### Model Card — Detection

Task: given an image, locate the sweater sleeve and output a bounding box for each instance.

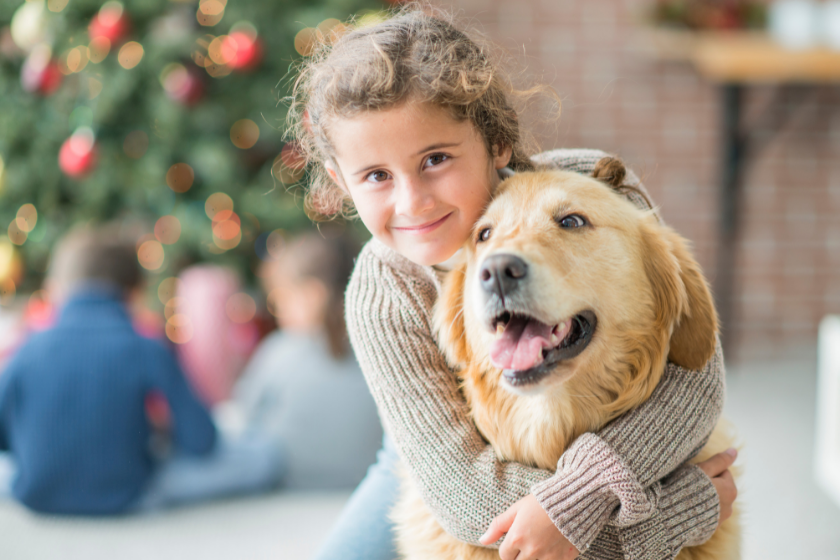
[585,464,720,559]
[528,148,726,553]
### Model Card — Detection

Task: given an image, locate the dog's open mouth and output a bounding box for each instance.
[489,310,597,386]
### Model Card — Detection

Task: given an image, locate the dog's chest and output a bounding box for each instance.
[469,390,579,471]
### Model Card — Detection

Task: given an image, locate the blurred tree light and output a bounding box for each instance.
[0,0,384,295]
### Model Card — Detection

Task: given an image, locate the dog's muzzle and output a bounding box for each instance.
[479,254,527,300]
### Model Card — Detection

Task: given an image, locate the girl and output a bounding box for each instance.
[289,6,737,560]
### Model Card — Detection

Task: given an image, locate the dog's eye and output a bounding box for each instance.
[477,227,492,243]
[557,215,587,229]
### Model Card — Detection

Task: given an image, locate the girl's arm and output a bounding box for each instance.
[347,235,723,553]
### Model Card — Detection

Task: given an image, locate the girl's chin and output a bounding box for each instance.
[395,241,460,267]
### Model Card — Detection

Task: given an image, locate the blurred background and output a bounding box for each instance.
[0,0,839,558]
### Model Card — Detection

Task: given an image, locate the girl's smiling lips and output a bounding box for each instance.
[391,212,453,235]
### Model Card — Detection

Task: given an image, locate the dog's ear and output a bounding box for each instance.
[433,263,470,369]
[592,156,626,188]
[641,222,718,371]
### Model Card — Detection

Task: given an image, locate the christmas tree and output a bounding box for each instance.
[0,0,386,308]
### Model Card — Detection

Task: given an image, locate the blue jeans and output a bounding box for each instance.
[313,434,400,560]
[132,432,285,511]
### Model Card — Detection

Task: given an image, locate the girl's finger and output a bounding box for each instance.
[480,507,517,545]
[697,448,737,477]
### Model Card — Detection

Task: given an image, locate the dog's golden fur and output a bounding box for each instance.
[394,163,740,560]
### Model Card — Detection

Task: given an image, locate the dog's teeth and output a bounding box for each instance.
[496,322,505,335]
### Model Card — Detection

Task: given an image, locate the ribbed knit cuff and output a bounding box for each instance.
[619,464,720,560]
[531,433,657,552]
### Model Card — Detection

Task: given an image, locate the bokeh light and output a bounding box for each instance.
[88,37,111,63]
[226,292,256,323]
[212,211,241,250]
[0,239,15,281]
[166,313,193,344]
[15,204,37,233]
[204,192,233,219]
[356,11,387,28]
[164,296,184,319]
[123,130,148,159]
[196,0,225,27]
[317,18,348,44]
[166,162,194,193]
[191,35,212,67]
[229,119,259,149]
[208,35,232,65]
[154,215,181,245]
[137,239,164,270]
[212,212,240,239]
[0,278,14,306]
[294,27,317,56]
[47,0,69,13]
[118,41,144,69]
[157,277,181,305]
[65,46,89,73]
[8,220,26,246]
[199,0,226,17]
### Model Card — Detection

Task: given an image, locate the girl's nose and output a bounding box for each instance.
[394,178,435,216]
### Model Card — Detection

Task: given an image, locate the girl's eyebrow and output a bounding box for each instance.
[351,142,463,176]
[414,142,461,156]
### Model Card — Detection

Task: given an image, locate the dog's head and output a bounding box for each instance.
[435,160,717,411]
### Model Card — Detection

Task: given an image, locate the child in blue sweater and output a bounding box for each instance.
[0,228,281,514]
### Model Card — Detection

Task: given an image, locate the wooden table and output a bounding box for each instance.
[642,30,840,351]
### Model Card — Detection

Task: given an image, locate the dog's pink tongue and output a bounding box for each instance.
[490,317,570,371]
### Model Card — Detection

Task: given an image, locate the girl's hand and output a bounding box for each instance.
[479,494,578,560]
[696,448,738,522]
[479,448,739,560]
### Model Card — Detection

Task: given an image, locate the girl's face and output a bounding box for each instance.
[326,102,512,266]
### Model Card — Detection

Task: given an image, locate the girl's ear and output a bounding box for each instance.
[324,160,348,193]
[492,143,513,170]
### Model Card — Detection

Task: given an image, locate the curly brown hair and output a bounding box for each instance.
[286,3,559,219]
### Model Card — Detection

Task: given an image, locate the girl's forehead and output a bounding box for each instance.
[329,102,481,161]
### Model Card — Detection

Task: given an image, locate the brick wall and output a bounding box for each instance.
[444,0,840,362]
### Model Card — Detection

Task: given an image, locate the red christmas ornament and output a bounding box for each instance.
[88,1,131,45]
[162,63,205,106]
[221,32,263,72]
[21,46,62,95]
[59,128,98,179]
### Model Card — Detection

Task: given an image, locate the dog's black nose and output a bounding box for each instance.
[479,254,527,298]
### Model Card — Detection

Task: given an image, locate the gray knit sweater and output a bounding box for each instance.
[345,149,724,559]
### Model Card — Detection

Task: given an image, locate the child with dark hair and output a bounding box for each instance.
[0,227,282,514]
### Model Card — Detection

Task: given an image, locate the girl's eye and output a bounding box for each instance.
[366,171,390,183]
[557,214,587,229]
[477,227,492,243]
[424,153,448,167]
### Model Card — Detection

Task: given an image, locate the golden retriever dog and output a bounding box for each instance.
[393,158,739,560]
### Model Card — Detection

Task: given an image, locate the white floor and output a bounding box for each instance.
[725,353,840,560]
[0,352,838,559]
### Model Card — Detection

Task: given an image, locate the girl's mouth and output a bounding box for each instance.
[392,212,452,235]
